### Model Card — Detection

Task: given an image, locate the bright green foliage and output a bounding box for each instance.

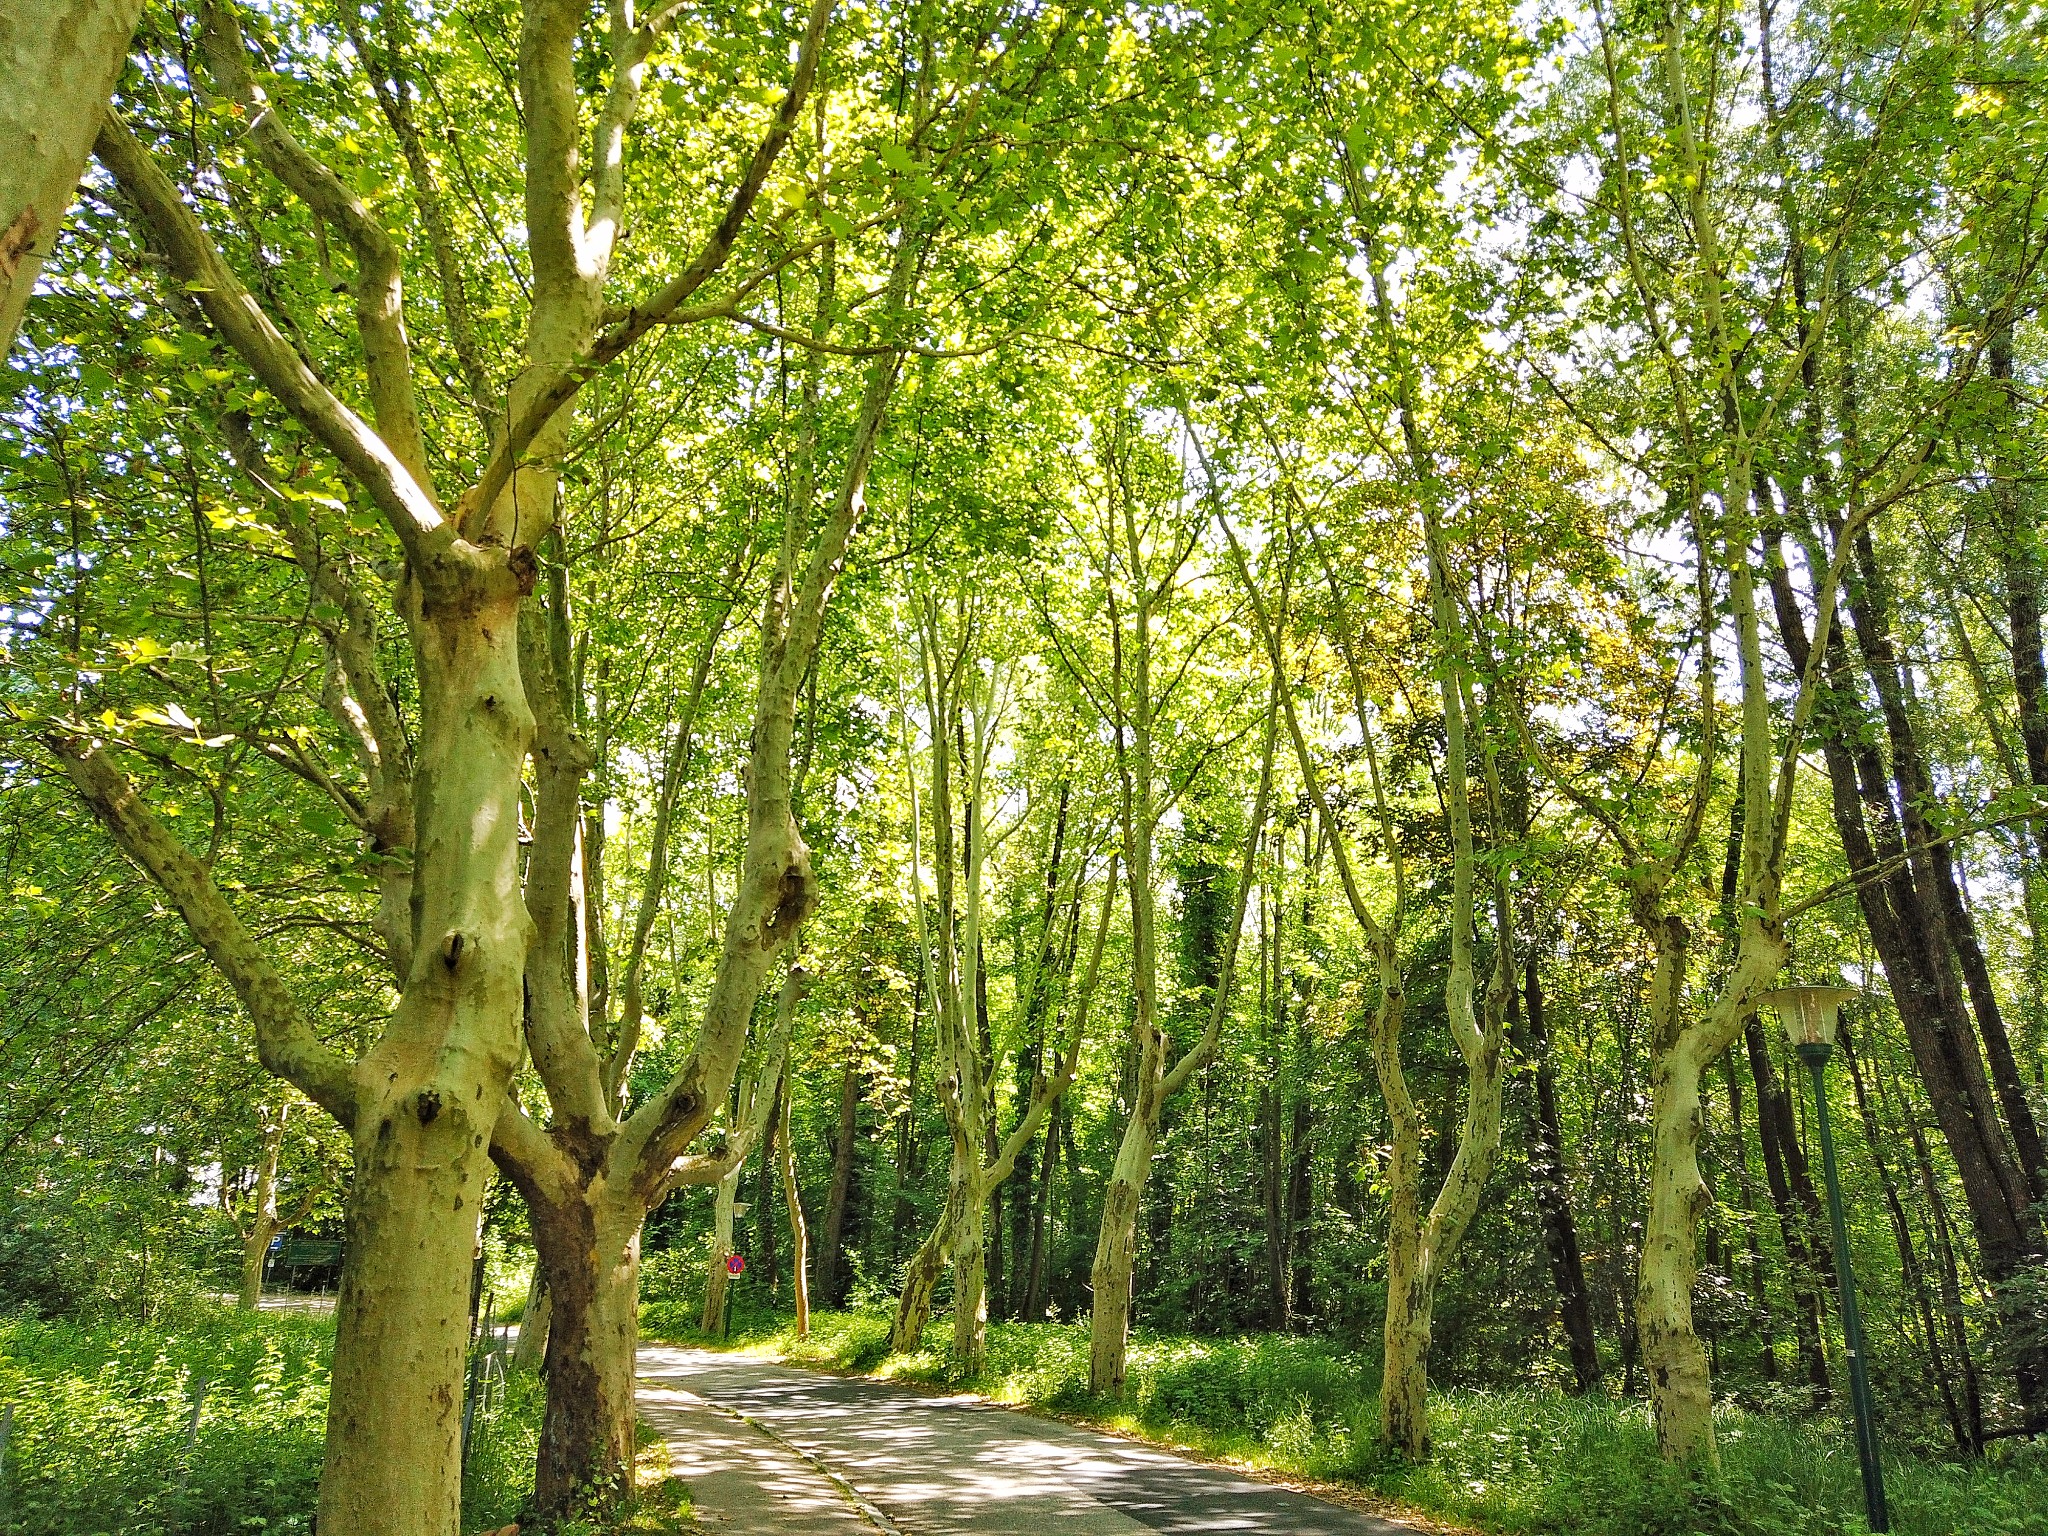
[1,0,2046,1517]
[0,1310,538,1534]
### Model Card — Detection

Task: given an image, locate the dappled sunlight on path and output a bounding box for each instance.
[638,1383,874,1532]
[638,1345,1413,1534]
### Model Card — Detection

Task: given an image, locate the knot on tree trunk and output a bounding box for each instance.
[761,855,817,947]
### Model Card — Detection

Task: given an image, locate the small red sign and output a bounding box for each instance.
[726,1254,745,1277]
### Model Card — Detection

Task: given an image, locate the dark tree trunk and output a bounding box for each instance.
[1841,1019,1974,1453]
[1261,1078,1285,1328]
[519,1186,638,1521]
[819,1054,862,1308]
[1935,843,2048,1207]
[1022,1096,1060,1321]
[1762,514,2044,1419]
[754,1081,781,1295]
[1511,956,1602,1391]
[1722,1056,1779,1382]
[1993,314,2048,856]
[1744,1014,1833,1394]
[1892,1059,1988,1452]
[1007,1045,1038,1318]
[1846,524,2048,1209]
[1286,1077,1313,1328]
[1057,1092,1083,1318]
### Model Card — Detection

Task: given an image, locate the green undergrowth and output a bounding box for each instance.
[0,1306,539,1534]
[643,1305,2048,1536]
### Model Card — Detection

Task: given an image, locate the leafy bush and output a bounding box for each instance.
[0,1308,540,1535]
[0,1310,329,1534]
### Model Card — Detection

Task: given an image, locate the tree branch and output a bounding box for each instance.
[48,738,358,1126]
[93,112,451,571]
[467,0,836,522]
[197,0,428,485]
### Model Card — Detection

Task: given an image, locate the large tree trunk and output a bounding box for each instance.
[531,1196,641,1515]
[0,0,143,353]
[1637,1022,1716,1465]
[1088,1105,1158,1397]
[67,9,846,1527]
[950,1173,988,1373]
[317,564,534,1536]
[321,1045,515,1534]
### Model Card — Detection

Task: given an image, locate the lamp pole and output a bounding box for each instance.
[1796,1036,1890,1534]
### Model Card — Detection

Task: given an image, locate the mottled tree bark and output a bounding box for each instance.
[0,0,142,353]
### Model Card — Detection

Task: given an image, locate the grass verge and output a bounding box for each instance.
[0,1304,672,1535]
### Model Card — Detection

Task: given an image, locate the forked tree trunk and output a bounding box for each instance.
[1079,516,1274,1395]
[53,567,536,1536]
[1088,1108,1158,1395]
[66,7,840,1526]
[1634,908,1787,1464]
[234,1108,287,1311]
[890,1204,953,1354]
[702,1165,742,1335]
[316,565,535,1536]
[891,603,1095,1372]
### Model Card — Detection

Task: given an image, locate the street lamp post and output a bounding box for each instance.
[1760,984,1890,1534]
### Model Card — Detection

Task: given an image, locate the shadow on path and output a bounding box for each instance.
[638,1344,1414,1535]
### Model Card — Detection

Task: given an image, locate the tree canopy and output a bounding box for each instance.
[2,0,2045,1528]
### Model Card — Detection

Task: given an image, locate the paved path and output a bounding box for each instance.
[638,1345,1414,1535]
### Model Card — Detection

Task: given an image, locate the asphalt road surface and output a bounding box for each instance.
[638,1344,1416,1535]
